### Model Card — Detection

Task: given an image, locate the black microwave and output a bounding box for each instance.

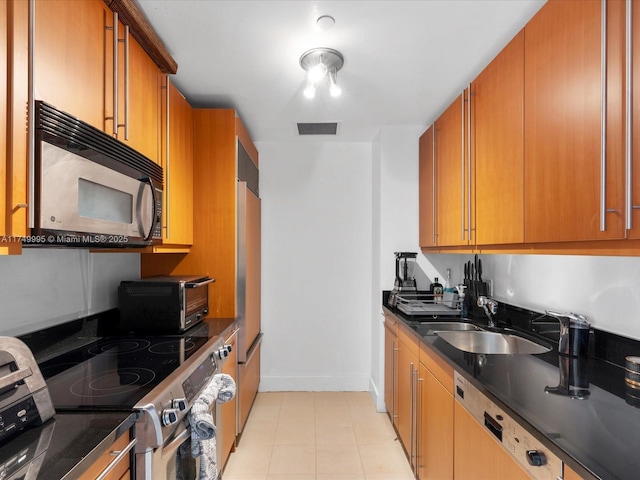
[118,276,215,333]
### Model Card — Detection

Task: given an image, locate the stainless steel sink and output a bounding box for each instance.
[414,322,483,337]
[436,330,551,355]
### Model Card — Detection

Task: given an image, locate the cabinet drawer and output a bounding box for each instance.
[79,430,131,480]
[419,341,454,395]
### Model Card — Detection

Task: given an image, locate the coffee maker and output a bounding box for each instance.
[387,252,418,307]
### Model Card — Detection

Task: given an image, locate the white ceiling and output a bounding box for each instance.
[135,0,546,143]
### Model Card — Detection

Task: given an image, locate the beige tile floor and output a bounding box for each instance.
[222,391,415,480]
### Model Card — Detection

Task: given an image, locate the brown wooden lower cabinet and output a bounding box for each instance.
[563,465,585,480]
[220,328,238,470]
[418,362,453,480]
[238,336,261,434]
[79,430,131,480]
[453,402,529,480]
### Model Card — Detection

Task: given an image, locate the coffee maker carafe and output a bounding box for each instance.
[387,252,417,307]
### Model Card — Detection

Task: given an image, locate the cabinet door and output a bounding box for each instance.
[79,430,131,480]
[34,0,108,130]
[435,92,472,246]
[524,0,625,242]
[161,80,193,246]
[418,363,453,480]
[384,320,398,423]
[396,325,419,460]
[419,126,437,248]
[629,1,640,238]
[3,0,28,252]
[1,0,7,239]
[454,402,529,480]
[473,31,525,245]
[220,330,238,470]
[123,36,162,163]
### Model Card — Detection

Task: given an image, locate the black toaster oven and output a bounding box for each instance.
[118,275,215,333]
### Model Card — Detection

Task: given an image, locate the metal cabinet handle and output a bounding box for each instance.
[95,437,137,480]
[110,13,129,139]
[123,24,129,140]
[467,85,472,242]
[460,93,465,241]
[165,75,171,238]
[600,0,618,230]
[432,124,437,245]
[625,0,640,229]
[112,12,119,136]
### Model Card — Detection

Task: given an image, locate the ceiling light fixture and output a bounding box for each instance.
[299,47,344,99]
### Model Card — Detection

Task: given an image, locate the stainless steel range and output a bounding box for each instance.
[39,321,232,479]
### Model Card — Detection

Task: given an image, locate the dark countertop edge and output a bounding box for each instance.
[61,413,137,480]
[383,306,598,480]
[202,317,238,340]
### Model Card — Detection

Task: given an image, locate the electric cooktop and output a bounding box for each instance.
[37,322,212,411]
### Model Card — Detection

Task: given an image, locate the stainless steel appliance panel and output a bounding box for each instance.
[236,181,261,363]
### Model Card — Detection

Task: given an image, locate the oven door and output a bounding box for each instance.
[37,141,161,245]
[136,403,222,480]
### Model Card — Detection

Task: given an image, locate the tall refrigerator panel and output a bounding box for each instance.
[236,178,262,434]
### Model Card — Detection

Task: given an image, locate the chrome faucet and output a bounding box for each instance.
[477,296,499,327]
[545,311,590,356]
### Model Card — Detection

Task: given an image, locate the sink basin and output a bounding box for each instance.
[436,330,551,355]
[414,322,482,337]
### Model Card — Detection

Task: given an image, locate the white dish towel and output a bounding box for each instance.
[189,373,236,480]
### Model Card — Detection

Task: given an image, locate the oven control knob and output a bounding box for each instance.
[526,450,546,467]
[172,398,188,412]
[216,345,232,359]
[162,408,179,426]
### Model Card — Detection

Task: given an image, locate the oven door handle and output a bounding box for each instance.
[95,437,137,480]
[161,425,192,460]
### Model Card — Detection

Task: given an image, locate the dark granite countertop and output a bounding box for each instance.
[0,411,135,479]
[384,303,640,480]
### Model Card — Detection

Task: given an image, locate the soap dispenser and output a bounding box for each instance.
[455,284,467,317]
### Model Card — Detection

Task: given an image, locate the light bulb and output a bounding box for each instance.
[303,84,316,99]
[329,71,342,97]
[307,63,327,83]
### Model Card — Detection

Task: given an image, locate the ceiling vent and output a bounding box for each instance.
[297,122,339,135]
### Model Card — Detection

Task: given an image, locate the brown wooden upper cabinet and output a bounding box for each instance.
[418,126,436,248]
[434,89,473,247]
[629,0,640,239]
[473,30,525,246]
[523,0,626,243]
[419,0,640,252]
[2,0,29,255]
[34,0,162,164]
[152,78,194,251]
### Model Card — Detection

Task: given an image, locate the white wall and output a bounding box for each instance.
[257,141,373,391]
[0,249,140,336]
[478,254,640,340]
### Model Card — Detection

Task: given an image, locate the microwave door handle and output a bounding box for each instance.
[142,177,159,241]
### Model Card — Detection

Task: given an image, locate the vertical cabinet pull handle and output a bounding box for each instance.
[600,0,609,231]
[461,94,465,241]
[110,13,129,139]
[123,25,129,140]
[165,76,171,239]
[28,0,35,228]
[467,85,472,242]
[432,125,437,245]
[627,0,635,229]
[112,12,119,136]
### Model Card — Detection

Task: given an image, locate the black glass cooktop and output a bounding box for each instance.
[37,322,211,411]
